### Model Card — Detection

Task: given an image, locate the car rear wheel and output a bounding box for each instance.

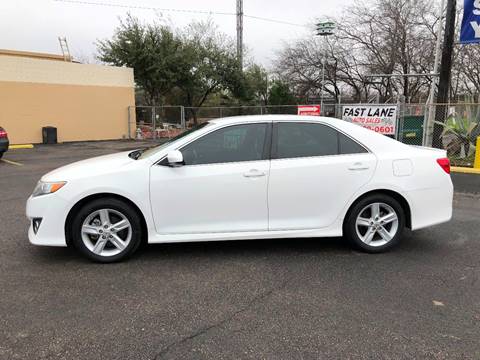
[344,194,405,253]
[71,197,143,262]
[0,152,3,159]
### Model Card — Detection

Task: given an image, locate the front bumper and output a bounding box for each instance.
[26,193,69,247]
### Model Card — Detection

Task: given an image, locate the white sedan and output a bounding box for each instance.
[26,115,453,262]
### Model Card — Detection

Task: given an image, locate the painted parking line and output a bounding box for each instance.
[0,158,23,166]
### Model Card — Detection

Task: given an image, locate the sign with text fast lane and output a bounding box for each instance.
[342,105,397,135]
[298,105,320,116]
[460,0,480,44]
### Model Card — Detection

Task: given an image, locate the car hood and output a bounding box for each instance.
[41,151,136,182]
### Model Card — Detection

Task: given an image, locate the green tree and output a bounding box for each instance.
[268,80,297,105]
[243,64,269,105]
[97,15,183,106]
[176,21,244,124]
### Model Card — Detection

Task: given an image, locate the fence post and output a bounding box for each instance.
[180,106,186,129]
[474,136,480,169]
[152,106,156,140]
[395,101,402,141]
[127,106,131,140]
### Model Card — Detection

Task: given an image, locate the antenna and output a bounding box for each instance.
[58,37,72,62]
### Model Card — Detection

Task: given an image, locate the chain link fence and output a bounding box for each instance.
[427,103,480,167]
[128,103,479,167]
[339,102,479,167]
[128,106,184,140]
[184,105,300,126]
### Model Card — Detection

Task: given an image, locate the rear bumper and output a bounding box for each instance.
[0,139,9,153]
[407,180,453,230]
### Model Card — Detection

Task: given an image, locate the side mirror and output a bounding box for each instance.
[167,150,184,167]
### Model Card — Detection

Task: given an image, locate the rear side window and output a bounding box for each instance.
[339,132,368,154]
[274,122,367,159]
[275,123,338,159]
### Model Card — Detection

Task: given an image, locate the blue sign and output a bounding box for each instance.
[460,0,480,44]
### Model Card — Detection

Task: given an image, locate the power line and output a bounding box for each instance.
[244,14,308,28]
[53,0,236,16]
[53,0,309,28]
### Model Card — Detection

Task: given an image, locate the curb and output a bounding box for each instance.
[451,166,480,175]
[9,144,34,150]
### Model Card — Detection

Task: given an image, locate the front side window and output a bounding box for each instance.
[274,122,367,159]
[181,123,268,165]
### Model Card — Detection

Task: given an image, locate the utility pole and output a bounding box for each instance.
[236,0,243,69]
[432,0,457,148]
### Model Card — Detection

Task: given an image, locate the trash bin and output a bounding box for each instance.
[42,126,57,144]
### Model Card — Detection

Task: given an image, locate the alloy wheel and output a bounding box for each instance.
[355,202,399,247]
[81,208,132,257]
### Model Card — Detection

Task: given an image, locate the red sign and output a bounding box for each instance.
[298,105,321,116]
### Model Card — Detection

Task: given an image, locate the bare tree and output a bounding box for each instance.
[275,0,440,104]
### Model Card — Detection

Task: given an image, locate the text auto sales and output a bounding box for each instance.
[342,105,397,135]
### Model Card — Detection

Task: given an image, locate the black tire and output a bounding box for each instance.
[343,194,405,253]
[0,152,3,159]
[71,197,143,263]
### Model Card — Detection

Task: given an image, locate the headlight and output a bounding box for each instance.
[32,181,66,197]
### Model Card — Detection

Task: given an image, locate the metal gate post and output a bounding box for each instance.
[395,101,402,141]
[152,106,156,140]
[180,106,186,129]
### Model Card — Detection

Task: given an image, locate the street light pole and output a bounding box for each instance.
[316,21,335,116]
[320,56,326,116]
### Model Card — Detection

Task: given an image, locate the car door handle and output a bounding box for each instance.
[348,163,370,171]
[243,169,266,178]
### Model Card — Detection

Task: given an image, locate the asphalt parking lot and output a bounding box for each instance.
[1,141,479,360]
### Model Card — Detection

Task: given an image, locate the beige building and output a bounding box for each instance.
[0,49,135,144]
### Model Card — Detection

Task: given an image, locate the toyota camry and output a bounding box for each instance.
[26,115,453,262]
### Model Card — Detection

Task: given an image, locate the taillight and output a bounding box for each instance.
[0,129,7,138]
[436,158,450,174]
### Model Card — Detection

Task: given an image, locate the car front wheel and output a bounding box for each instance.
[344,194,405,253]
[71,197,143,262]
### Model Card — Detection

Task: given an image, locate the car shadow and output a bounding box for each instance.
[140,236,353,259]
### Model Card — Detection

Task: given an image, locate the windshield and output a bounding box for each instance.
[131,122,210,160]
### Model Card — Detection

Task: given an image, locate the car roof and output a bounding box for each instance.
[209,115,331,124]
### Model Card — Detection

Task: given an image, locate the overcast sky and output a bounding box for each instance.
[0,0,352,67]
